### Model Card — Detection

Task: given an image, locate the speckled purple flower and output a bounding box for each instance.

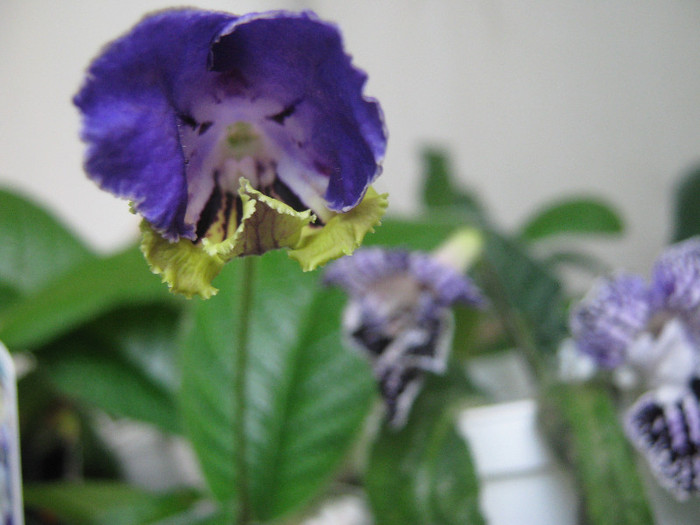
[571,238,700,378]
[625,379,700,499]
[570,273,651,369]
[324,231,484,427]
[570,238,700,498]
[75,8,387,297]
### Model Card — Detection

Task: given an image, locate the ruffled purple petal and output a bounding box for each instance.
[625,380,700,499]
[326,247,476,427]
[210,11,386,211]
[323,248,410,296]
[408,252,484,307]
[74,9,235,240]
[324,247,482,307]
[651,238,700,336]
[76,9,386,241]
[570,273,651,368]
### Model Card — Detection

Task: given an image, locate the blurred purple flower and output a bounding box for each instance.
[570,238,700,498]
[626,380,700,499]
[325,243,483,427]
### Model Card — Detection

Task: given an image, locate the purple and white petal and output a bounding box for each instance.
[342,293,452,366]
[342,297,443,427]
[324,247,482,307]
[210,11,386,213]
[570,273,651,368]
[408,252,484,307]
[625,380,700,499]
[621,318,699,390]
[651,238,700,337]
[323,248,410,297]
[326,246,483,427]
[74,9,235,240]
[75,9,386,241]
[377,365,424,428]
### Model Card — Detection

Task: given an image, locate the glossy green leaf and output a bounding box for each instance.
[180,251,375,521]
[0,245,176,350]
[366,368,485,525]
[41,335,180,434]
[672,164,700,242]
[23,482,201,525]
[519,197,623,241]
[540,383,654,525]
[83,304,182,394]
[0,188,94,294]
[480,231,568,357]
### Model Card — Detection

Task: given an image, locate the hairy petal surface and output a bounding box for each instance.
[651,237,700,338]
[570,274,651,368]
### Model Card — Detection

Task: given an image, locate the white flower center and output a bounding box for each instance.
[178,97,331,237]
[616,318,698,391]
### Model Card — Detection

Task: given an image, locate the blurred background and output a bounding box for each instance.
[1,0,699,275]
[2,3,700,524]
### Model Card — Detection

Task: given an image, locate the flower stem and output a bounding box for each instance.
[235,255,256,524]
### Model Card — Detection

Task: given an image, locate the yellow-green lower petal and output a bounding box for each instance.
[140,221,223,299]
[288,187,389,271]
[139,178,316,299]
[139,180,386,298]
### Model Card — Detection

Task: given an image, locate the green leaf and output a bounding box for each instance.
[0,282,20,316]
[85,304,182,395]
[519,197,623,241]
[180,251,375,521]
[540,383,655,525]
[366,368,485,525]
[480,231,568,358]
[672,164,700,242]
[543,249,611,275]
[19,304,182,434]
[0,245,176,350]
[420,149,486,223]
[40,333,180,434]
[366,216,464,251]
[23,482,201,525]
[0,188,94,294]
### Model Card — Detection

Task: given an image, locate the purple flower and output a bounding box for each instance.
[570,238,700,373]
[570,238,700,498]
[75,9,387,297]
[626,379,700,499]
[651,239,700,338]
[325,232,483,427]
[570,273,651,368]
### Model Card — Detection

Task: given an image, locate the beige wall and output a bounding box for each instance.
[1,1,699,274]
